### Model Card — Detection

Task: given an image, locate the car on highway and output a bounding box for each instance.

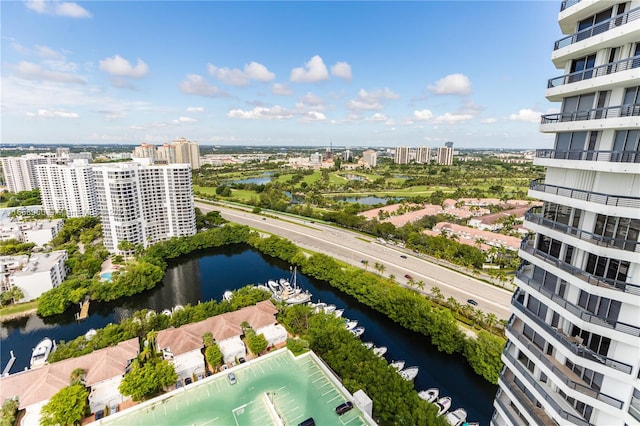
[467,299,478,306]
[404,274,412,280]
[400,255,407,259]
[335,401,354,415]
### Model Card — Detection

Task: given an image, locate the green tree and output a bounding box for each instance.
[205,344,223,370]
[430,286,444,302]
[70,368,85,386]
[247,333,268,355]
[1,398,19,426]
[40,384,89,426]
[463,331,505,384]
[119,359,178,402]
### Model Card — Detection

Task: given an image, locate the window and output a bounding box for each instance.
[570,54,596,82]
[554,131,588,153]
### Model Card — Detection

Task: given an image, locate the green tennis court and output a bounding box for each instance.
[101,349,373,426]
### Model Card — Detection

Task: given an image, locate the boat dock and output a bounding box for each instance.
[2,351,15,377]
[76,300,90,320]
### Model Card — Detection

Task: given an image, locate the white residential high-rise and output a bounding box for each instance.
[436,145,454,165]
[492,2,640,426]
[172,137,201,170]
[93,159,196,253]
[1,154,51,193]
[394,146,410,164]
[361,150,377,168]
[36,160,99,217]
[416,147,432,164]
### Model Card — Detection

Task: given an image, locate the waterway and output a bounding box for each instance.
[0,244,496,423]
[331,195,402,205]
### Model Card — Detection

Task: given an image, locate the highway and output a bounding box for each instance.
[196,201,514,321]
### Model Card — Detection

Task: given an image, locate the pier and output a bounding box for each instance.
[76,300,90,320]
[2,351,16,377]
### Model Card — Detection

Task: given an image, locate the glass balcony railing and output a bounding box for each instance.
[554,8,640,50]
[535,149,640,164]
[529,179,640,209]
[548,55,640,89]
[560,0,582,11]
[540,103,640,124]
[524,207,640,253]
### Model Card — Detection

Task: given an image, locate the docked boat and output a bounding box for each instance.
[445,408,467,426]
[389,360,405,371]
[373,346,387,358]
[84,329,97,340]
[345,319,358,330]
[323,304,336,314]
[333,308,344,318]
[418,388,439,403]
[362,342,374,350]
[350,327,365,337]
[161,309,172,317]
[436,396,452,416]
[399,366,419,381]
[30,338,55,368]
[223,290,233,302]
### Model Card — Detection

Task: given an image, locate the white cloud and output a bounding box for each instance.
[301,111,326,122]
[414,109,433,121]
[271,83,293,96]
[433,113,473,124]
[25,1,92,18]
[290,55,329,83]
[228,105,294,120]
[171,116,198,124]
[481,118,497,124]
[299,92,323,106]
[508,108,541,123]
[369,113,387,122]
[35,45,63,59]
[347,88,399,111]
[99,55,149,78]
[14,61,85,84]
[186,106,204,112]
[208,61,275,86]
[179,74,227,97]
[331,61,352,81]
[27,108,79,118]
[428,73,472,96]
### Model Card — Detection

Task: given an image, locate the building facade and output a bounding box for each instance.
[172,137,201,170]
[361,150,377,168]
[4,250,68,301]
[492,2,640,426]
[394,146,410,164]
[436,145,454,165]
[0,154,51,193]
[36,160,99,217]
[416,147,432,164]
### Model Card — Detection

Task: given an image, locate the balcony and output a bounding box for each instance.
[540,103,640,124]
[511,295,633,374]
[529,179,640,209]
[554,7,640,50]
[503,350,592,426]
[535,149,640,164]
[525,207,640,253]
[560,0,581,12]
[519,235,640,296]
[548,55,640,89]
[496,375,553,426]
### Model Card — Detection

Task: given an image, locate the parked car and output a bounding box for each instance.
[95,410,105,420]
[239,357,246,363]
[467,299,478,306]
[109,405,118,415]
[335,401,354,415]
[184,377,193,385]
[228,372,237,385]
[298,418,315,426]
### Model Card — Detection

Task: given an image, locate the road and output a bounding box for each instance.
[196,201,513,320]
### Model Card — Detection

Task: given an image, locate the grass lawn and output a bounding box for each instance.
[193,185,217,195]
[0,300,38,318]
[229,189,259,202]
[302,172,322,185]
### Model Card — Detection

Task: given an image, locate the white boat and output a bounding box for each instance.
[399,366,419,381]
[223,290,233,302]
[333,308,344,318]
[254,284,271,293]
[161,309,172,317]
[389,360,405,371]
[311,302,327,312]
[173,304,184,312]
[418,388,439,403]
[285,290,312,305]
[373,346,387,357]
[267,279,281,294]
[445,408,467,426]
[351,327,365,337]
[436,396,452,416]
[323,304,336,314]
[84,329,97,340]
[30,338,55,368]
[363,342,374,350]
[345,319,358,330]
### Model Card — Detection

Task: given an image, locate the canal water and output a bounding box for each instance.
[0,244,496,423]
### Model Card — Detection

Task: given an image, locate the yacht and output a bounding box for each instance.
[444,408,467,426]
[323,304,336,314]
[223,290,233,302]
[350,327,365,337]
[373,346,387,358]
[418,388,439,403]
[344,319,358,330]
[84,329,97,340]
[30,337,55,369]
[435,396,452,416]
[161,309,172,317]
[389,360,405,371]
[399,366,419,381]
[333,308,344,318]
[362,342,374,350]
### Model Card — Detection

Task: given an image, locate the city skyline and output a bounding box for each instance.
[3,1,561,148]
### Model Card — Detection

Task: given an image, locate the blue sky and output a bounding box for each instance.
[2,1,563,148]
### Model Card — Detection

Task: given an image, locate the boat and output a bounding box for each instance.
[254,284,271,293]
[161,309,172,317]
[373,346,387,357]
[445,408,467,426]
[333,308,344,318]
[350,326,365,337]
[84,329,97,340]
[323,304,336,314]
[267,279,281,294]
[223,290,233,302]
[399,366,419,381]
[418,388,439,403]
[363,342,374,350]
[389,360,405,371]
[173,304,184,312]
[311,302,327,312]
[344,319,358,330]
[284,289,312,305]
[30,338,55,368]
[436,396,452,416]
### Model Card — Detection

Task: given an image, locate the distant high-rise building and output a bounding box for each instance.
[437,144,454,165]
[36,160,99,217]
[492,2,640,426]
[172,137,201,170]
[156,143,177,164]
[416,147,432,164]
[1,154,54,193]
[361,150,377,168]
[342,149,353,162]
[394,146,410,164]
[132,143,157,162]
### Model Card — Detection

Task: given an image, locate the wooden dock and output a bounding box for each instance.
[76,300,90,320]
[1,351,15,377]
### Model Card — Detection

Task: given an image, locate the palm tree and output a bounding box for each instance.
[362,260,369,271]
[415,280,425,291]
[486,313,498,333]
[70,368,85,386]
[446,297,461,314]
[388,273,396,282]
[430,286,444,302]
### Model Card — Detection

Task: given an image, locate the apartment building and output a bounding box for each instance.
[93,159,196,253]
[2,250,68,301]
[492,2,640,426]
[361,149,377,168]
[416,146,432,164]
[437,145,454,166]
[0,154,51,193]
[131,138,201,170]
[394,146,411,164]
[36,160,99,217]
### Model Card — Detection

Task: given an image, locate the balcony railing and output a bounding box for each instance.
[519,235,640,296]
[507,326,625,409]
[548,55,640,89]
[535,149,640,164]
[540,103,640,124]
[511,296,633,374]
[525,207,640,253]
[529,179,640,209]
[496,376,551,426]
[554,8,640,50]
[503,350,592,426]
[560,0,582,11]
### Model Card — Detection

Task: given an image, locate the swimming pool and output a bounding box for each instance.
[100,272,112,282]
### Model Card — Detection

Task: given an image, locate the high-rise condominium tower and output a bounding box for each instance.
[492,1,639,426]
